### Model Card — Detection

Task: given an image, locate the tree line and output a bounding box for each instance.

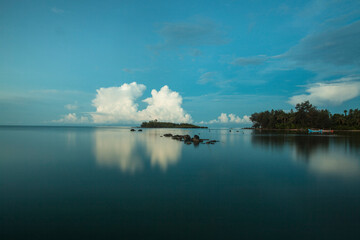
[140,120,207,128]
[250,101,360,130]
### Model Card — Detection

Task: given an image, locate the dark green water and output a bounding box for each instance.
[1,127,360,239]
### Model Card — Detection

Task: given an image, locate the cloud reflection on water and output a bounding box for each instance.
[308,150,360,178]
[251,133,360,179]
[94,130,144,173]
[93,129,182,173]
[144,133,182,171]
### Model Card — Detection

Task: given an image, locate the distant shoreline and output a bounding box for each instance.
[140,126,208,129]
[247,128,360,132]
[140,121,207,129]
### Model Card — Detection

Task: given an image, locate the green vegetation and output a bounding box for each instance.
[141,120,207,128]
[250,101,360,130]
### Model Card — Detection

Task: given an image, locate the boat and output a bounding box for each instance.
[308,129,322,133]
[308,129,334,134]
[322,129,334,133]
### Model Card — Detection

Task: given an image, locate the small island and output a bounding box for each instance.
[140,120,207,128]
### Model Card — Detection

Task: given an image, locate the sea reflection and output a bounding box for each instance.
[307,150,360,178]
[93,129,182,173]
[251,133,360,179]
[66,131,77,148]
[94,129,144,173]
[144,132,182,171]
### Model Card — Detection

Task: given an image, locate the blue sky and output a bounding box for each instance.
[0,0,359,125]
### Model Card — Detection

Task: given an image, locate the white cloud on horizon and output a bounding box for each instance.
[91,82,192,124]
[52,82,191,124]
[53,113,89,124]
[91,82,146,123]
[289,78,360,106]
[207,113,251,124]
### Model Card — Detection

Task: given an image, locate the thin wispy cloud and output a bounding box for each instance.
[65,103,78,110]
[152,18,228,50]
[197,71,237,89]
[232,55,270,66]
[122,68,149,73]
[198,72,220,84]
[51,7,64,14]
[231,54,284,67]
[0,89,91,101]
[230,13,360,107]
[286,20,360,68]
[280,18,360,83]
[189,48,202,56]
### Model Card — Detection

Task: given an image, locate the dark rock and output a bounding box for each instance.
[192,137,200,143]
[138,129,142,132]
[162,133,217,146]
[130,129,135,132]
[172,135,183,141]
[184,135,191,141]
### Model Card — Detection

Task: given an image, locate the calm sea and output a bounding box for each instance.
[1,126,360,239]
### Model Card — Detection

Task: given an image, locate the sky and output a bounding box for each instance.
[0,0,359,126]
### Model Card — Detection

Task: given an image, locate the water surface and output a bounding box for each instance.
[1,127,360,239]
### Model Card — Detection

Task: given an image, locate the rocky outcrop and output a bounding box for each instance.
[161,133,217,145]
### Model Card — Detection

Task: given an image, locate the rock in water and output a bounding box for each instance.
[183,135,191,141]
[172,135,182,141]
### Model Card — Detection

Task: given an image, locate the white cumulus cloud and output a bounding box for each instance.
[138,86,191,123]
[91,82,191,124]
[289,78,360,106]
[53,113,89,124]
[91,82,146,123]
[209,113,251,124]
